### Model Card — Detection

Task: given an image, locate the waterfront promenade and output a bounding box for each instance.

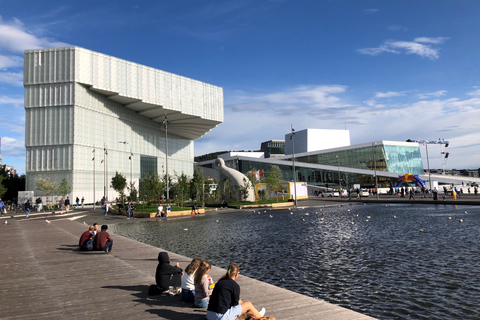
[0,209,375,320]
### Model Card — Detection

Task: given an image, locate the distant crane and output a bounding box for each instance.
[406,139,450,192]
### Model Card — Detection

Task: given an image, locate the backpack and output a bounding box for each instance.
[81,239,94,251]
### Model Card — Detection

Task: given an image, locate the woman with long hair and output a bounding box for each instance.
[181,257,202,302]
[194,260,215,308]
[206,263,266,320]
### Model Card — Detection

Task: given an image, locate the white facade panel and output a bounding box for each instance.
[285,129,351,155]
[25,46,222,203]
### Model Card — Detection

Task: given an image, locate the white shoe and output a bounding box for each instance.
[259,307,266,317]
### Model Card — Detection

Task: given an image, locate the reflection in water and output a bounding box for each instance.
[111,204,480,320]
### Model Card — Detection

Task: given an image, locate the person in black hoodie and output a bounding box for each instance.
[155,252,182,291]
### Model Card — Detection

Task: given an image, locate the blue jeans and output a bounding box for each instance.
[102,240,113,253]
[194,298,209,308]
[25,208,30,216]
[181,289,195,302]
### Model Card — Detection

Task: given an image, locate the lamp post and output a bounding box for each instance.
[103,144,108,202]
[372,142,379,200]
[290,125,297,207]
[424,143,432,194]
[336,155,341,190]
[163,115,170,201]
[92,149,96,209]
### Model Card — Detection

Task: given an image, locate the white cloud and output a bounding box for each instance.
[417,90,447,99]
[0,72,23,86]
[0,136,25,156]
[0,54,23,69]
[0,17,69,53]
[374,91,407,98]
[467,89,480,96]
[0,95,23,104]
[358,37,449,60]
[414,37,449,44]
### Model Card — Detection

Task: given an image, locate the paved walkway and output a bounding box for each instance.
[1,211,375,320]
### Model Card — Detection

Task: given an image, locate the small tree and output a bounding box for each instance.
[240,177,250,201]
[264,165,283,202]
[56,178,71,198]
[36,177,56,202]
[175,172,189,207]
[127,181,137,202]
[111,172,127,204]
[0,175,7,197]
[190,168,204,202]
[142,173,164,204]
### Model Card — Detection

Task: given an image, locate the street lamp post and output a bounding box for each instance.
[163,115,170,201]
[92,149,96,209]
[290,125,297,207]
[373,143,379,200]
[336,156,341,190]
[103,145,108,202]
[425,143,432,194]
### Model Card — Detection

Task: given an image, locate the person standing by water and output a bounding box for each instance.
[206,263,266,320]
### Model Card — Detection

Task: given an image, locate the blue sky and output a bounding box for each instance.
[1,0,480,175]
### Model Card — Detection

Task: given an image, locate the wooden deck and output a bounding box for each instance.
[0,216,376,320]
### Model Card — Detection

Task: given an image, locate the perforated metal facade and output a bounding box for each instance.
[24,46,223,202]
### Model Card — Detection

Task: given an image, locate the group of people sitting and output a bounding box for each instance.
[78,223,113,253]
[155,203,171,217]
[155,252,267,320]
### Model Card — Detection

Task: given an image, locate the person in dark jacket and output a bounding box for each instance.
[155,252,182,291]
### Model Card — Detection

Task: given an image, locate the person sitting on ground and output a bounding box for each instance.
[194,260,215,308]
[181,257,202,302]
[92,223,99,236]
[206,263,266,320]
[94,225,113,253]
[194,203,200,214]
[155,252,182,292]
[79,226,95,250]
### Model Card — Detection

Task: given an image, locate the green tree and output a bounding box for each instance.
[190,168,204,202]
[175,172,190,207]
[56,178,72,197]
[1,173,25,201]
[0,175,7,197]
[240,177,251,201]
[127,181,137,202]
[264,165,283,202]
[141,173,164,204]
[247,169,260,202]
[111,171,127,204]
[36,176,56,202]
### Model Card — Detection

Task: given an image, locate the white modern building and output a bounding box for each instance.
[285,128,350,155]
[24,46,223,203]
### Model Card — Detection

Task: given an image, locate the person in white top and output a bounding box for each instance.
[181,257,202,302]
[157,204,164,217]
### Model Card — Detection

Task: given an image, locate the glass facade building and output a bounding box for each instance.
[206,141,425,189]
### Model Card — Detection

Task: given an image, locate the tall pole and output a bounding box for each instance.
[92,149,96,209]
[129,150,133,187]
[373,143,379,200]
[163,115,170,201]
[103,145,107,202]
[425,143,432,194]
[336,156,341,190]
[291,125,297,207]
